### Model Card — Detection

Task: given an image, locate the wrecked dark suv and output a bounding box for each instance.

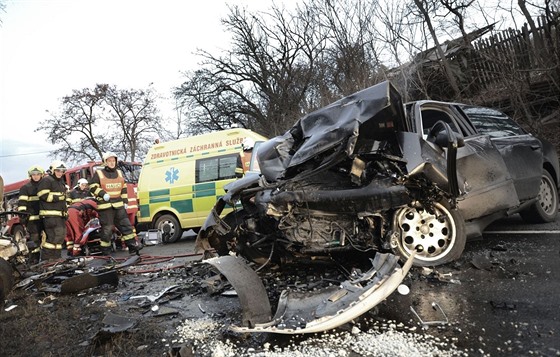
[196,81,559,269]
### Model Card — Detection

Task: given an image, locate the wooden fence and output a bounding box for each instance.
[471,15,560,96]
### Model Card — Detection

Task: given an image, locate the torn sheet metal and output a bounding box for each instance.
[204,255,272,326]
[101,312,138,333]
[220,252,413,334]
[60,270,119,294]
[129,285,179,303]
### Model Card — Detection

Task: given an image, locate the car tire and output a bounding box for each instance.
[0,258,14,306]
[155,214,182,243]
[392,200,466,267]
[519,170,558,223]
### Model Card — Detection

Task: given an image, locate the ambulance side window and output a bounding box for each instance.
[196,154,239,183]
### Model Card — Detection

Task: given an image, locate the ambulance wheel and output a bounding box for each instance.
[0,259,14,306]
[155,214,182,243]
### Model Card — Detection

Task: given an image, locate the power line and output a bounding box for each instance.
[0,151,52,158]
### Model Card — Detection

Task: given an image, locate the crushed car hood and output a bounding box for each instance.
[257,81,409,181]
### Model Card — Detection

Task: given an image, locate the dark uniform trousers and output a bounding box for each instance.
[99,207,134,245]
[42,216,67,260]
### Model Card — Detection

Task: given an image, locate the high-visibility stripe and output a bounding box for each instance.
[28,196,39,201]
[122,233,136,241]
[42,242,63,249]
[97,201,125,210]
[38,190,65,203]
[39,210,67,217]
[28,215,40,221]
[37,189,50,197]
[19,195,30,200]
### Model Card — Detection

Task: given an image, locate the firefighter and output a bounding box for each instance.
[17,165,46,264]
[89,152,143,255]
[65,198,98,256]
[37,161,68,261]
[68,178,89,203]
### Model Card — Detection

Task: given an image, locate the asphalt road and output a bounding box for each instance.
[382,213,560,356]
[138,213,560,356]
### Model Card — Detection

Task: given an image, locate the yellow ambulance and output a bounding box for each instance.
[137,128,267,242]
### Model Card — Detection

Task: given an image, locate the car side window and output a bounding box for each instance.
[461,105,527,138]
[420,109,461,136]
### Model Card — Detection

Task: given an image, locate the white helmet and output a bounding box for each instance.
[50,160,67,172]
[102,151,118,163]
[78,178,88,185]
[242,137,255,151]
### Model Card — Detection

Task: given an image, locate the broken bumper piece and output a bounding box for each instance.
[205,252,414,334]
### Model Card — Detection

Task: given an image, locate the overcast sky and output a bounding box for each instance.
[0,0,285,184]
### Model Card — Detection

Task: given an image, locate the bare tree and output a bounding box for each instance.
[439,0,476,44]
[174,4,327,137]
[103,85,162,161]
[412,0,461,96]
[37,84,163,165]
[306,0,384,99]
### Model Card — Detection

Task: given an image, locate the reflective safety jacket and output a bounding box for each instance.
[89,167,128,210]
[69,187,89,203]
[18,179,42,221]
[37,175,68,218]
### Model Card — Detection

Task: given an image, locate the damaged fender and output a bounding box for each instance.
[206,252,414,334]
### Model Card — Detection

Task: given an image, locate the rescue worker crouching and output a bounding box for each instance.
[89,151,143,255]
[37,161,68,261]
[65,198,98,256]
[18,165,46,264]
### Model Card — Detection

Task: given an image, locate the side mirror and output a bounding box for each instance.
[432,130,465,148]
[427,121,465,149]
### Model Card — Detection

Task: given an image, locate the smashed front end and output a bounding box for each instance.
[195,81,457,333]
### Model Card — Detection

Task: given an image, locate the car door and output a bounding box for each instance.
[458,105,543,202]
[407,101,520,221]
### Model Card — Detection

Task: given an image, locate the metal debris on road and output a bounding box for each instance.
[410,302,449,327]
[129,284,180,303]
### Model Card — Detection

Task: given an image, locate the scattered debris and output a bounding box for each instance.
[91,312,139,347]
[471,254,493,270]
[60,270,119,294]
[410,302,449,327]
[3,304,17,312]
[129,284,180,303]
[397,284,410,295]
[152,306,180,317]
[215,252,415,334]
[101,311,138,333]
[492,244,508,252]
